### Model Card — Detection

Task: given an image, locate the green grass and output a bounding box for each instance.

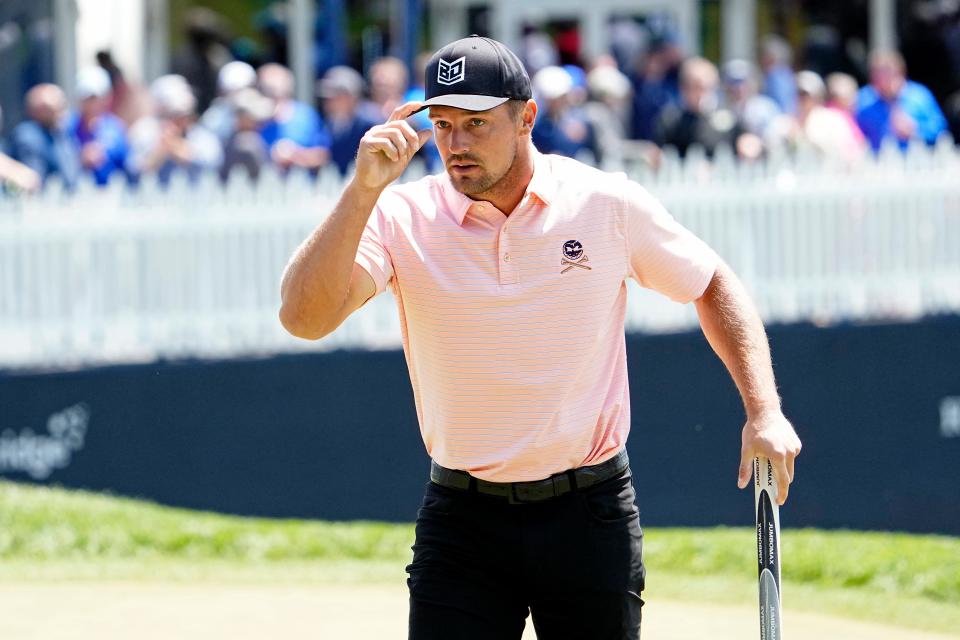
[2,481,959,635]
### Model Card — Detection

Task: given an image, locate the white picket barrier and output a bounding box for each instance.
[1,142,958,369]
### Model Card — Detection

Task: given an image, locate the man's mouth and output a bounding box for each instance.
[449,162,479,174]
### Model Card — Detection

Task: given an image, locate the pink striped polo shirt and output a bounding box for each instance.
[354,151,718,482]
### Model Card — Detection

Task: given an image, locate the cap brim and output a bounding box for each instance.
[418,94,510,113]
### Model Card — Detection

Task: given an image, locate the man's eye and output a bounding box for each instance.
[434,121,449,129]
[471,119,485,126]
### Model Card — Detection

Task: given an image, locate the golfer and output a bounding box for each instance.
[280,35,802,639]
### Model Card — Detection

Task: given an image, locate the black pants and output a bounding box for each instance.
[406,467,645,639]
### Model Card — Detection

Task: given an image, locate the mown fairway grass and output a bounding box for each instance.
[2,481,959,635]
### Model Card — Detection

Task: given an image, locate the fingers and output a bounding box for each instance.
[364,121,424,162]
[364,136,401,161]
[387,101,425,122]
[772,457,791,506]
[737,447,753,489]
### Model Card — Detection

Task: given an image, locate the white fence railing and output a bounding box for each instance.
[1,142,959,369]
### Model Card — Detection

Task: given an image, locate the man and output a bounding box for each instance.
[760,35,797,115]
[359,56,410,123]
[317,65,379,176]
[69,66,129,186]
[0,106,41,193]
[8,84,81,190]
[530,65,596,161]
[257,63,331,173]
[794,71,865,163]
[655,57,747,159]
[201,60,259,145]
[721,59,782,140]
[126,75,222,185]
[279,36,801,639]
[856,49,947,152]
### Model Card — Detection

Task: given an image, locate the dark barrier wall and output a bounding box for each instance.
[2,317,959,534]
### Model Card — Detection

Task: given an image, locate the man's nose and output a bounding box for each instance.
[449,127,470,154]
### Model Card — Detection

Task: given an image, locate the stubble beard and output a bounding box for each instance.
[448,138,519,199]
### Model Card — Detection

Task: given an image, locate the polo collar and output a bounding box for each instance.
[440,149,555,226]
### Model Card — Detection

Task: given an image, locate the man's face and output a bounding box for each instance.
[323,92,357,120]
[871,62,905,101]
[681,76,713,114]
[80,95,107,121]
[428,102,525,197]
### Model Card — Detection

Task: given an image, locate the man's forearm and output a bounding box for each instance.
[694,262,780,418]
[279,179,382,335]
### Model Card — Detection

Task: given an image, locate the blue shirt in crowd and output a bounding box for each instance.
[763,64,797,115]
[328,114,379,176]
[68,111,129,186]
[532,108,595,160]
[856,81,947,151]
[8,119,81,190]
[260,100,331,150]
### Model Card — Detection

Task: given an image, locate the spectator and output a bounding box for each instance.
[127,75,223,185]
[629,34,683,141]
[760,35,797,114]
[257,63,330,173]
[655,57,745,159]
[220,88,273,182]
[317,66,378,176]
[69,66,129,186]
[825,72,867,147]
[171,7,234,113]
[360,57,409,123]
[583,64,633,167]
[856,49,948,152]
[531,66,596,160]
[793,71,865,163]
[202,61,259,144]
[0,106,41,193]
[721,59,782,140]
[8,84,81,190]
[826,72,860,114]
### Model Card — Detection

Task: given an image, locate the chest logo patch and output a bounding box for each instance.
[561,239,591,273]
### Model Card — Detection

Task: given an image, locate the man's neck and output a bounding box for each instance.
[472,145,535,215]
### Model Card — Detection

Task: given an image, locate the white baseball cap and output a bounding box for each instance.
[218,61,257,94]
[76,66,112,100]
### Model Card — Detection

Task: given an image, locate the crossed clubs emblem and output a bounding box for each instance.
[561,239,591,274]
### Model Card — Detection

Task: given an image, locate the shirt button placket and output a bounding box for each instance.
[499,229,519,285]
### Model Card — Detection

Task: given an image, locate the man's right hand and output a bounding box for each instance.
[355,101,433,191]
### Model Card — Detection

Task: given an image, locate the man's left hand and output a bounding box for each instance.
[737,410,802,505]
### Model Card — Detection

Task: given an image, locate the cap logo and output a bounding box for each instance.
[437,57,466,86]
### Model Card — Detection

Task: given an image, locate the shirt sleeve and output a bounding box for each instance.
[623,178,719,303]
[911,84,947,145]
[354,203,395,298]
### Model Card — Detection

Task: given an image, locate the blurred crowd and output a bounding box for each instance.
[2,22,959,193]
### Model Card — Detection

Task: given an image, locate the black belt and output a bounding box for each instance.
[429,449,629,504]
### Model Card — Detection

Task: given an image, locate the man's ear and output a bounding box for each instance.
[520,99,537,134]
